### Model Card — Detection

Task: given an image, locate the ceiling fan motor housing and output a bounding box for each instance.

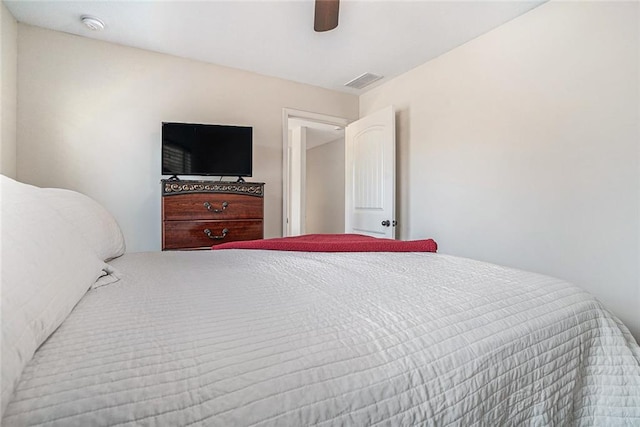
[314,0,340,32]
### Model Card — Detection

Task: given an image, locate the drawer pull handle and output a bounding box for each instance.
[204,228,229,240]
[203,201,228,213]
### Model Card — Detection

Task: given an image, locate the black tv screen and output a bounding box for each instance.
[162,122,252,177]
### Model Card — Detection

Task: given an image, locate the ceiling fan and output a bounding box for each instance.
[314,0,340,32]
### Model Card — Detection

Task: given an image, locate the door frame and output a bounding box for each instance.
[282,108,350,236]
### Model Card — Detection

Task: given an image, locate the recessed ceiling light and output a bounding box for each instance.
[81,15,105,31]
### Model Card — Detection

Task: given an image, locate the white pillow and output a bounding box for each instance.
[38,188,125,261]
[0,176,110,418]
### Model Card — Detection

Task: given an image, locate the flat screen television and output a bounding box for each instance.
[162,122,252,177]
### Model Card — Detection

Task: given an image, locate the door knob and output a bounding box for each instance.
[381,220,391,227]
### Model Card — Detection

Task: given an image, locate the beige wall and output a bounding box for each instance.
[17,24,358,252]
[361,1,640,338]
[0,2,17,178]
[306,138,345,234]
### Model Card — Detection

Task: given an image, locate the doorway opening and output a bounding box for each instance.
[282,109,349,237]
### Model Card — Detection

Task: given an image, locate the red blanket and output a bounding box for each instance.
[212,233,437,253]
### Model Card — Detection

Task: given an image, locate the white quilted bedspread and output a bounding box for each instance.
[3,250,640,426]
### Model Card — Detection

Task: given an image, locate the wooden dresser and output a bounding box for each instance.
[162,179,264,250]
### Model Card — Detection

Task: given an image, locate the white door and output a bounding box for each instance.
[345,106,396,238]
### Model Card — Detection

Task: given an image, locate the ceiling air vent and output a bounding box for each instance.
[344,72,383,90]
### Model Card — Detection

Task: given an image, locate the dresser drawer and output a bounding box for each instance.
[163,193,263,221]
[163,220,263,249]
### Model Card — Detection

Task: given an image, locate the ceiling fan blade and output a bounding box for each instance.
[314,0,339,32]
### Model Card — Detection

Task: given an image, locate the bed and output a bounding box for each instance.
[2,175,640,426]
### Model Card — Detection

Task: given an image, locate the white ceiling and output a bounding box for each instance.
[4,0,545,94]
